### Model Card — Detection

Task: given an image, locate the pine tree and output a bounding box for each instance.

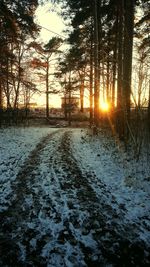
[0,0,38,110]
[30,37,63,118]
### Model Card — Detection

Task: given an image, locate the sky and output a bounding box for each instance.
[35,3,65,42]
[33,3,66,108]
[33,3,90,109]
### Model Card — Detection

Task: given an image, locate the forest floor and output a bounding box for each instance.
[0,126,150,267]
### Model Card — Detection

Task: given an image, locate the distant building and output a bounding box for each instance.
[61,96,79,112]
[28,103,38,109]
[18,103,38,110]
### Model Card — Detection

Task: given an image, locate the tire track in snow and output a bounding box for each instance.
[44,130,101,266]
[38,130,128,267]
[0,129,148,267]
[48,130,149,267]
[0,129,63,266]
[0,129,105,267]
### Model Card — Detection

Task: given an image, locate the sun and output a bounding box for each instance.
[100,101,110,112]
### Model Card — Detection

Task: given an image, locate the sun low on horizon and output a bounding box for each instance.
[100,101,110,112]
[33,4,112,112]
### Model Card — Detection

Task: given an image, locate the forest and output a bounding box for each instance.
[0,1,150,266]
[0,0,150,145]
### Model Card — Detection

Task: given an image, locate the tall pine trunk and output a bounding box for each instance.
[80,80,84,112]
[0,81,2,109]
[148,81,150,132]
[46,59,49,118]
[117,0,125,140]
[93,0,99,128]
[123,0,134,135]
[0,80,2,127]
[90,35,93,126]
[112,11,118,108]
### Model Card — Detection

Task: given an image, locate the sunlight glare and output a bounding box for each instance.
[100,101,110,112]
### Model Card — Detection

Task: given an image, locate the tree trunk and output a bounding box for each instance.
[80,80,84,112]
[117,0,125,140]
[46,60,49,118]
[68,74,71,126]
[112,48,117,108]
[148,81,150,132]
[0,80,2,127]
[97,0,101,106]
[13,45,23,108]
[64,94,68,120]
[112,12,118,108]
[90,33,93,126]
[6,57,11,108]
[93,0,99,128]
[0,81,2,109]
[106,53,110,102]
[123,0,134,133]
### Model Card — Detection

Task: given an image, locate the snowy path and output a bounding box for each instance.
[0,128,150,266]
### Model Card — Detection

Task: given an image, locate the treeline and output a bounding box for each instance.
[0,0,65,125]
[54,0,150,143]
[0,0,150,150]
[0,0,39,116]
[0,108,30,126]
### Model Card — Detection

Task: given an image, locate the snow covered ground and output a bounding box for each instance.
[72,129,150,242]
[0,127,57,211]
[0,126,150,266]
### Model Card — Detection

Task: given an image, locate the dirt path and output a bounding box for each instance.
[0,130,149,266]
